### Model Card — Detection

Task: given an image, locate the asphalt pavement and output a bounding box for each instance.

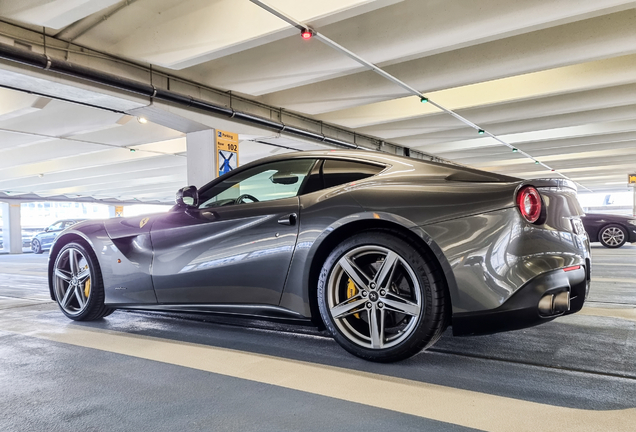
[0,244,634,431]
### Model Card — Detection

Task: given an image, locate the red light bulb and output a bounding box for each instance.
[301,29,313,40]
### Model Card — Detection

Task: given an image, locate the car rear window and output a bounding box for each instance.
[322,159,384,189]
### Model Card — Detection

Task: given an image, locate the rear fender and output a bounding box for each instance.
[279,210,457,320]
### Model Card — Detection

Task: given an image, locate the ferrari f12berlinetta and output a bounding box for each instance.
[48,150,590,362]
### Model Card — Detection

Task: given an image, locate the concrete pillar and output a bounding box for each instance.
[1,202,22,254]
[186,129,217,189]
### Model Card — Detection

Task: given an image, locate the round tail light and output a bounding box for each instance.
[517,186,542,223]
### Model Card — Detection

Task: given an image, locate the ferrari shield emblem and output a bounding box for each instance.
[139,217,149,228]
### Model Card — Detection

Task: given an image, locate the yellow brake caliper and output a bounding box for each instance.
[347,279,360,318]
[83,265,91,298]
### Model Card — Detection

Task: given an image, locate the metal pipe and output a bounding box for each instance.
[0,42,359,150]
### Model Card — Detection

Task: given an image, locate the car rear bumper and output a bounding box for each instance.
[451,265,589,336]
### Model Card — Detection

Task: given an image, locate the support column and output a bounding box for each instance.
[632,186,635,217]
[186,129,217,189]
[1,202,22,254]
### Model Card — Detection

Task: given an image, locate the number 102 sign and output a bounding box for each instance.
[216,130,239,177]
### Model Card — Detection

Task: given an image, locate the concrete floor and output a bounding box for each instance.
[1,244,635,431]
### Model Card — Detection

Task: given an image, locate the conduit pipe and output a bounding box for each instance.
[0,42,359,149]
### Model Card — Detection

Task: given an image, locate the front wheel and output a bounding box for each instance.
[52,242,112,321]
[317,231,448,362]
[31,239,42,254]
[599,224,627,248]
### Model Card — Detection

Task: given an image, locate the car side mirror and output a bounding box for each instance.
[270,173,299,185]
[175,185,199,208]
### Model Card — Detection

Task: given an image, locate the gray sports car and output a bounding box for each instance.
[47,150,591,362]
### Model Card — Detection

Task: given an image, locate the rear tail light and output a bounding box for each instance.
[517,186,542,223]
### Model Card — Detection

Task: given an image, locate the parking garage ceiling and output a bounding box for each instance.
[0,0,635,201]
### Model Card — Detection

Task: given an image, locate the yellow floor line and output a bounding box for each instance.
[579,306,636,323]
[1,309,635,432]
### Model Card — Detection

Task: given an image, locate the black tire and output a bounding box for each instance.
[52,241,113,321]
[32,239,42,254]
[599,224,627,248]
[102,308,116,317]
[317,231,448,362]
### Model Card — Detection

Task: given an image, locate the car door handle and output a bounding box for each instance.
[277,213,297,226]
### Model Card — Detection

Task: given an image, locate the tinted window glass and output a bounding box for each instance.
[198,159,316,208]
[48,222,64,231]
[322,159,384,189]
[298,160,324,195]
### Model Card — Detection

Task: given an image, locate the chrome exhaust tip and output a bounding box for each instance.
[538,294,554,315]
[538,291,570,315]
[553,291,570,312]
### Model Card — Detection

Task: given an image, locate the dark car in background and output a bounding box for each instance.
[581,213,636,248]
[31,219,85,254]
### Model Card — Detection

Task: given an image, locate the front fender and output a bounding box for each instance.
[47,223,104,301]
[47,220,157,306]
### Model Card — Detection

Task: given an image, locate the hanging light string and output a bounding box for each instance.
[249,0,592,192]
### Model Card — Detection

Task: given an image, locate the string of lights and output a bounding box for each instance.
[249,0,592,192]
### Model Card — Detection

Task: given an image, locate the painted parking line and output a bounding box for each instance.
[1,308,635,432]
[579,306,636,323]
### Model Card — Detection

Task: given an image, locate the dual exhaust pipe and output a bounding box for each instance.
[538,291,570,315]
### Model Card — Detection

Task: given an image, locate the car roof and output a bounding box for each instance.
[238,149,520,181]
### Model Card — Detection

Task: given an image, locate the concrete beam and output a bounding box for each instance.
[186,130,217,189]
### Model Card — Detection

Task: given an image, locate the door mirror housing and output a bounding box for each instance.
[270,172,299,185]
[175,185,199,208]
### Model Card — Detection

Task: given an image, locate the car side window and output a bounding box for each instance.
[321,159,384,189]
[198,159,317,209]
[48,222,64,231]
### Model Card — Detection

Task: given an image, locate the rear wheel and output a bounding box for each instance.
[31,239,42,254]
[317,231,448,362]
[52,242,112,320]
[599,224,627,248]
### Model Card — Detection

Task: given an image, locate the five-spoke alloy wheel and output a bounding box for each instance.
[599,224,627,248]
[53,242,112,320]
[318,231,447,362]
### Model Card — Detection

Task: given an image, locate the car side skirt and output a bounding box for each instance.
[109,303,311,323]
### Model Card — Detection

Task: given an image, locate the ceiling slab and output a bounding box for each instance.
[1,0,635,194]
[0,0,120,30]
[72,0,403,69]
[262,10,636,114]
